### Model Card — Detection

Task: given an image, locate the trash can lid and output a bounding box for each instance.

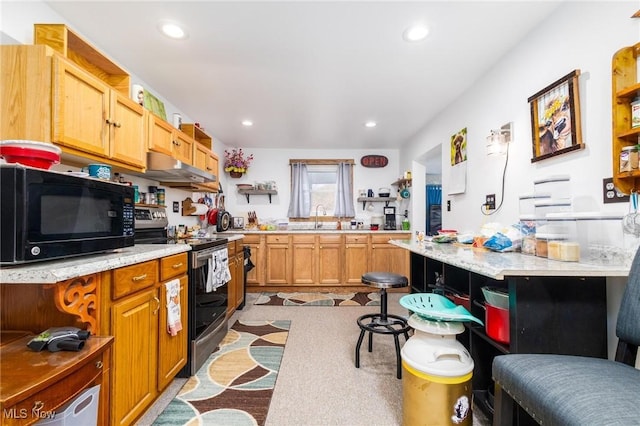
[401,338,474,377]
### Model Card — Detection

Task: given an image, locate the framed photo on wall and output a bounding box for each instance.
[528,69,583,163]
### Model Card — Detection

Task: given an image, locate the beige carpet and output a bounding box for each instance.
[139,292,490,426]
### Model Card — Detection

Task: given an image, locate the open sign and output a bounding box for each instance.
[360,155,388,168]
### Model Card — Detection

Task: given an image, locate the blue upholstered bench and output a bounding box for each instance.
[492,248,640,426]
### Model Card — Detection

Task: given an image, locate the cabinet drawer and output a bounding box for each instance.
[160,253,188,282]
[112,260,158,300]
[243,235,261,244]
[292,234,315,244]
[371,233,410,244]
[319,234,342,244]
[3,352,104,426]
[345,234,369,244]
[266,235,289,244]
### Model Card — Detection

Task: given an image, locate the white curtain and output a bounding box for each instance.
[334,162,355,217]
[287,162,311,218]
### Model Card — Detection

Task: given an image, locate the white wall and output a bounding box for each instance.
[217,148,403,226]
[401,1,639,232]
[400,1,639,361]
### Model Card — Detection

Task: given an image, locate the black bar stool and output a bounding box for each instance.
[355,271,411,379]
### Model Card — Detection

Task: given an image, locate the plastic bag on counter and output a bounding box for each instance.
[482,225,522,252]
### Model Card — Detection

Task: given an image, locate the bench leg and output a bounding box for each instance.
[493,383,514,426]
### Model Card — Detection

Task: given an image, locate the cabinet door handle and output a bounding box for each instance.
[153,295,160,315]
[95,360,103,369]
[105,118,122,128]
[132,274,147,282]
[172,262,183,269]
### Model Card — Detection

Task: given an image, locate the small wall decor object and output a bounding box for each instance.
[360,155,388,167]
[143,89,167,120]
[224,148,254,176]
[529,69,583,163]
[450,128,467,165]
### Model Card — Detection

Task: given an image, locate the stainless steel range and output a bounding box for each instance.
[134,205,229,377]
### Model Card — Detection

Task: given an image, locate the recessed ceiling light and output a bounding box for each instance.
[403,24,429,42]
[364,121,377,128]
[241,120,253,127]
[159,21,187,40]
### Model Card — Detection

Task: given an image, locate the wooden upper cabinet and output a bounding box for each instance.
[193,143,220,191]
[148,111,175,155]
[109,91,145,167]
[2,26,146,171]
[52,56,110,157]
[173,131,194,164]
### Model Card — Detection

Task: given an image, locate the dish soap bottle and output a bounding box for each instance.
[402,210,410,230]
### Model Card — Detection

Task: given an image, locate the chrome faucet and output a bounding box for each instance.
[314,204,326,229]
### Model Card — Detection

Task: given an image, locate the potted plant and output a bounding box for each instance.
[224,148,254,178]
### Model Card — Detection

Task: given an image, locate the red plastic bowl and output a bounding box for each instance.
[0,146,60,169]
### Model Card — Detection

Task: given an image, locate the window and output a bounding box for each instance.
[308,164,337,216]
[288,159,355,220]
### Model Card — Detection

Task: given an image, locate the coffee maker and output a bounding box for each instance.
[383,206,396,230]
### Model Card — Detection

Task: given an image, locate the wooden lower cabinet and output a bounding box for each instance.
[292,235,317,285]
[110,289,158,425]
[245,232,410,289]
[227,239,245,315]
[157,275,188,391]
[291,234,343,285]
[318,235,342,285]
[265,235,290,285]
[100,252,188,426]
[244,235,264,286]
[371,233,410,276]
[344,234,370,284]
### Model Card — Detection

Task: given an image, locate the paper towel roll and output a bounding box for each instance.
[190,204,209,215]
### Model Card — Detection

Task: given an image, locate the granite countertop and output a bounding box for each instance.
[390,239,632,280]
[225,229,410,234]
[0,244,191,284]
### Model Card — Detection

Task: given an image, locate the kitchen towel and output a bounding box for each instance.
[205,248,231,293]
[165,279,182,336]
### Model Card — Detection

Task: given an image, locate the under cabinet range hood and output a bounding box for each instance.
[144,152,216,184]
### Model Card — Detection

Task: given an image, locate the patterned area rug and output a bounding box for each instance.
[153,320,290,426]
[253,291,380,306]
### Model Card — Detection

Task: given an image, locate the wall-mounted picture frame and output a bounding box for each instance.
[528,69,583,163]
[450,127,467,166]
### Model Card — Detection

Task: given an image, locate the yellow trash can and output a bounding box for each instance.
[401,314,474,426]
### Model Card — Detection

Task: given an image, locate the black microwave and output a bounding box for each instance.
[0,164,135,265]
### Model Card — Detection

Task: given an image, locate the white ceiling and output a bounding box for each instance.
[43,1,562,151]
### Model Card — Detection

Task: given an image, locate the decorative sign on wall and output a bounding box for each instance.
[360,155,388,168]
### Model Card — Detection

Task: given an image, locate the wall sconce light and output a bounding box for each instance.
[486,122,513,156]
